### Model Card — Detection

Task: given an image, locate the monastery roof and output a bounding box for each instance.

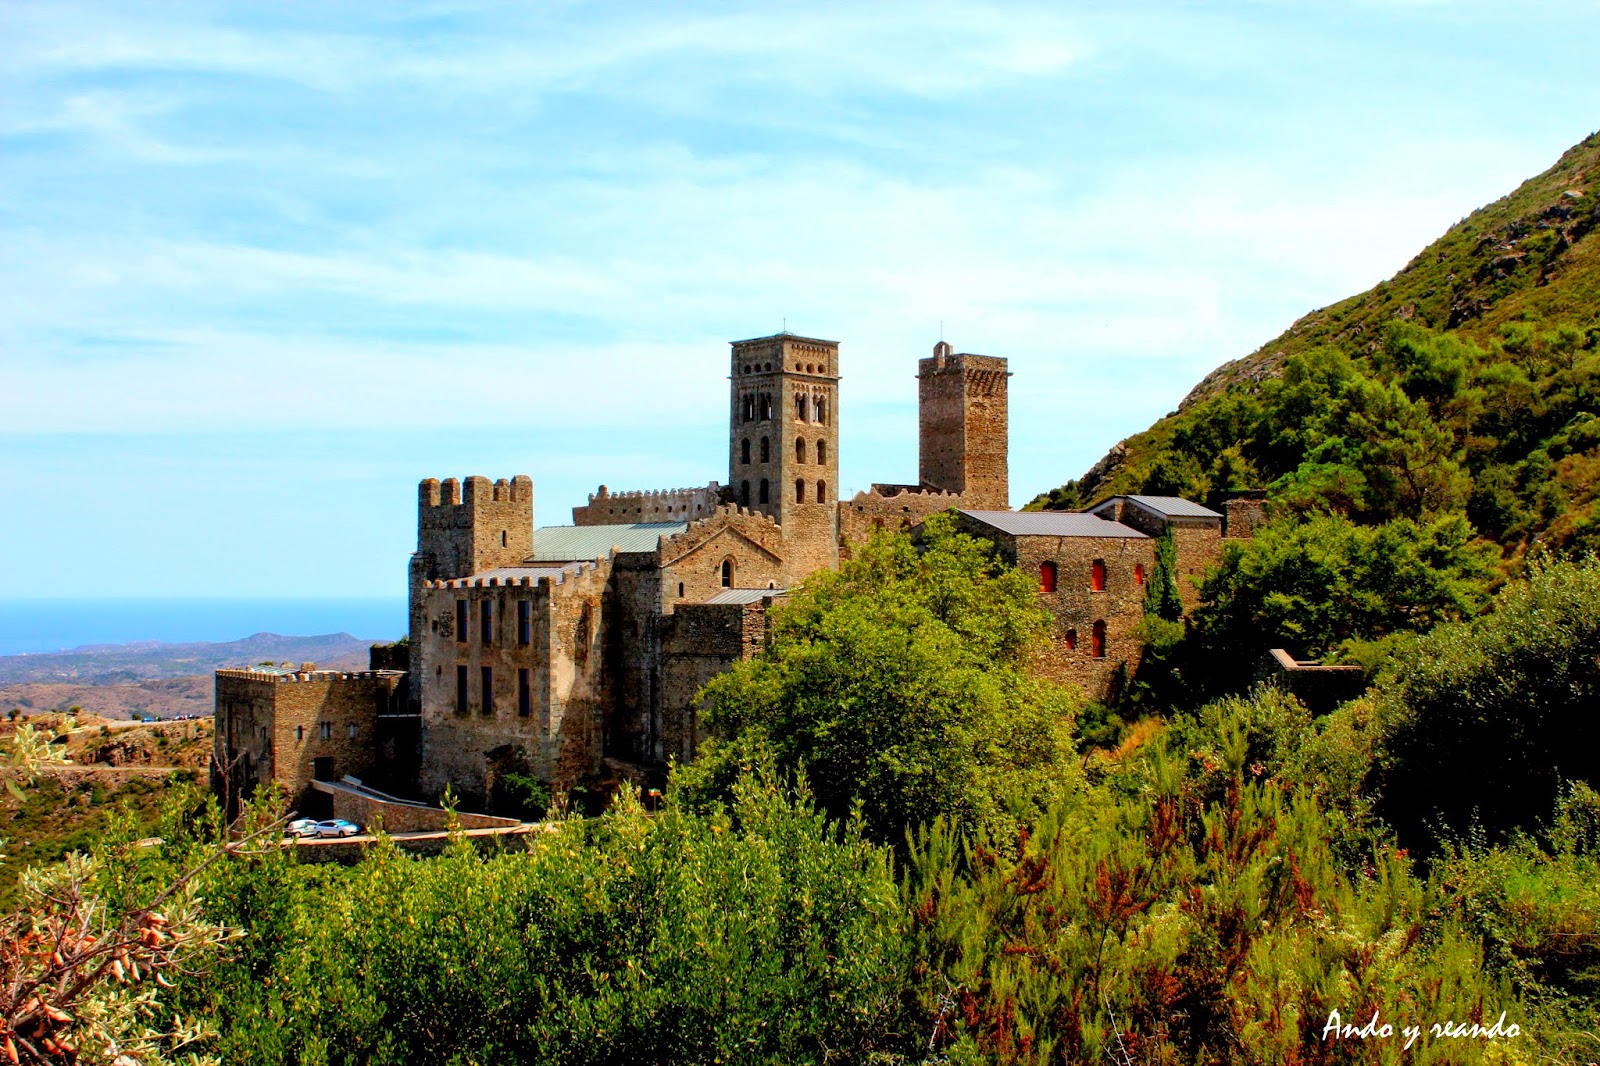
[703,588,788,605]
[957,510,1149,539]
[1094,495,1222,520]
[732,330,839,347]
[530,523,688,561]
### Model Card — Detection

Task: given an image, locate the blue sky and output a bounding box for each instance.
[3,1,1599,599]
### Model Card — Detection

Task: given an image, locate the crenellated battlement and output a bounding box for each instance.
[419,474,532,510]
[215,668,406,684]
[585,483,721,503]
[657,503,783,564]
[425,558,607,591]
[572,481,724,526]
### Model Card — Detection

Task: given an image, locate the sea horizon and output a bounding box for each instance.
[0,597,408,657]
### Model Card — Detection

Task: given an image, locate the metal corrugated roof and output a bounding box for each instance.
[530,523,687,561]
[957,510,1149,539]
[704,588,788,605]
[1120,495,1223,520]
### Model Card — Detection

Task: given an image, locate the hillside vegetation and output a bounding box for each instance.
[1034,130,1600,560]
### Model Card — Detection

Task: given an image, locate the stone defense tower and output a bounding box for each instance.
[918,341,1010,509]
[407,475,533,704]
[728,332,841,582]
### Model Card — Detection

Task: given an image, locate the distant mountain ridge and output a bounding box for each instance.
[1032,129,1600,556]
[0,632,376,686]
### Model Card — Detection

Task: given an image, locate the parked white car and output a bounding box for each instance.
[315,819,361,838]
[285,818,319,838]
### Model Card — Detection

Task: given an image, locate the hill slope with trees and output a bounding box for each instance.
[1034,130,1600,561]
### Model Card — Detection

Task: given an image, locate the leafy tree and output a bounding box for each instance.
[1192,512,1494,664]
[179,767,917,1065]
[677,517,1080,844]
[1372,555,1600,851]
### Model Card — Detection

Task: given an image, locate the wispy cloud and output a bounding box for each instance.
[2,0,1599,596]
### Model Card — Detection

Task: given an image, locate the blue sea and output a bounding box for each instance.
[0,598,408,656]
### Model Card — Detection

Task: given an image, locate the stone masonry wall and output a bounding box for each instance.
[572,482,725,525]
[837,486,963,558]
[1169,523,1224,615]
[410,474,534,708]
[213,668,404,815]
[918,346,1009,509]
[952,516,1156,702]
[319,782,520,833]
[659,598,777,764]
[416,560,610,804]
[657,506,786,609]
[778,502,839,585]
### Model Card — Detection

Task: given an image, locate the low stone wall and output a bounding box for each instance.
[312,779,520,834]
[1259,648,1368,713]
[290,825,540,865]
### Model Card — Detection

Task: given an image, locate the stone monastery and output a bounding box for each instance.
[215,332,1266,816]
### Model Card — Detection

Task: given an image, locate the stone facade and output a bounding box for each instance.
[233,328,1260,809]
[222,331,1263,811]
[949,498,1255,702]
[414,560,611,804]
[659,594,783,763]
[950,513,1157,701]
[918,343,1010,508]
[573,483,724,526]
[837,485,964,560]
[1087,496,1227,614]
[212,667,406,816]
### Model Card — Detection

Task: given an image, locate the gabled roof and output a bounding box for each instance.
[1094,495,1222,520]
[530,523,687,561]
[957,510,1149,539]
[703,588,788,605]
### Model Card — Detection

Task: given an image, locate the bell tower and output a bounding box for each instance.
[918,341,1009,509]
[728,332,841,580]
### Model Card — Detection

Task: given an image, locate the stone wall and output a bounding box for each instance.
[657,506,786,608]
[658,597,779,764]
[1258,649,1368,713]
[415,560,611,804]
[778,502,839,585]
[212,668,406,815]
[1169,524,1224,614]
[1225,496,1269,539]
[410,474,534,708]
[952,516,1155,701]
[917,345,1009,509]
[607,551,667,763]
[837,486,963,558]
[315,779,520,833]
[572,482,725,525]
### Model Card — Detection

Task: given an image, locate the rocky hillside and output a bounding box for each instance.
[0,632,373,686]
[1034,129,1600,557]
